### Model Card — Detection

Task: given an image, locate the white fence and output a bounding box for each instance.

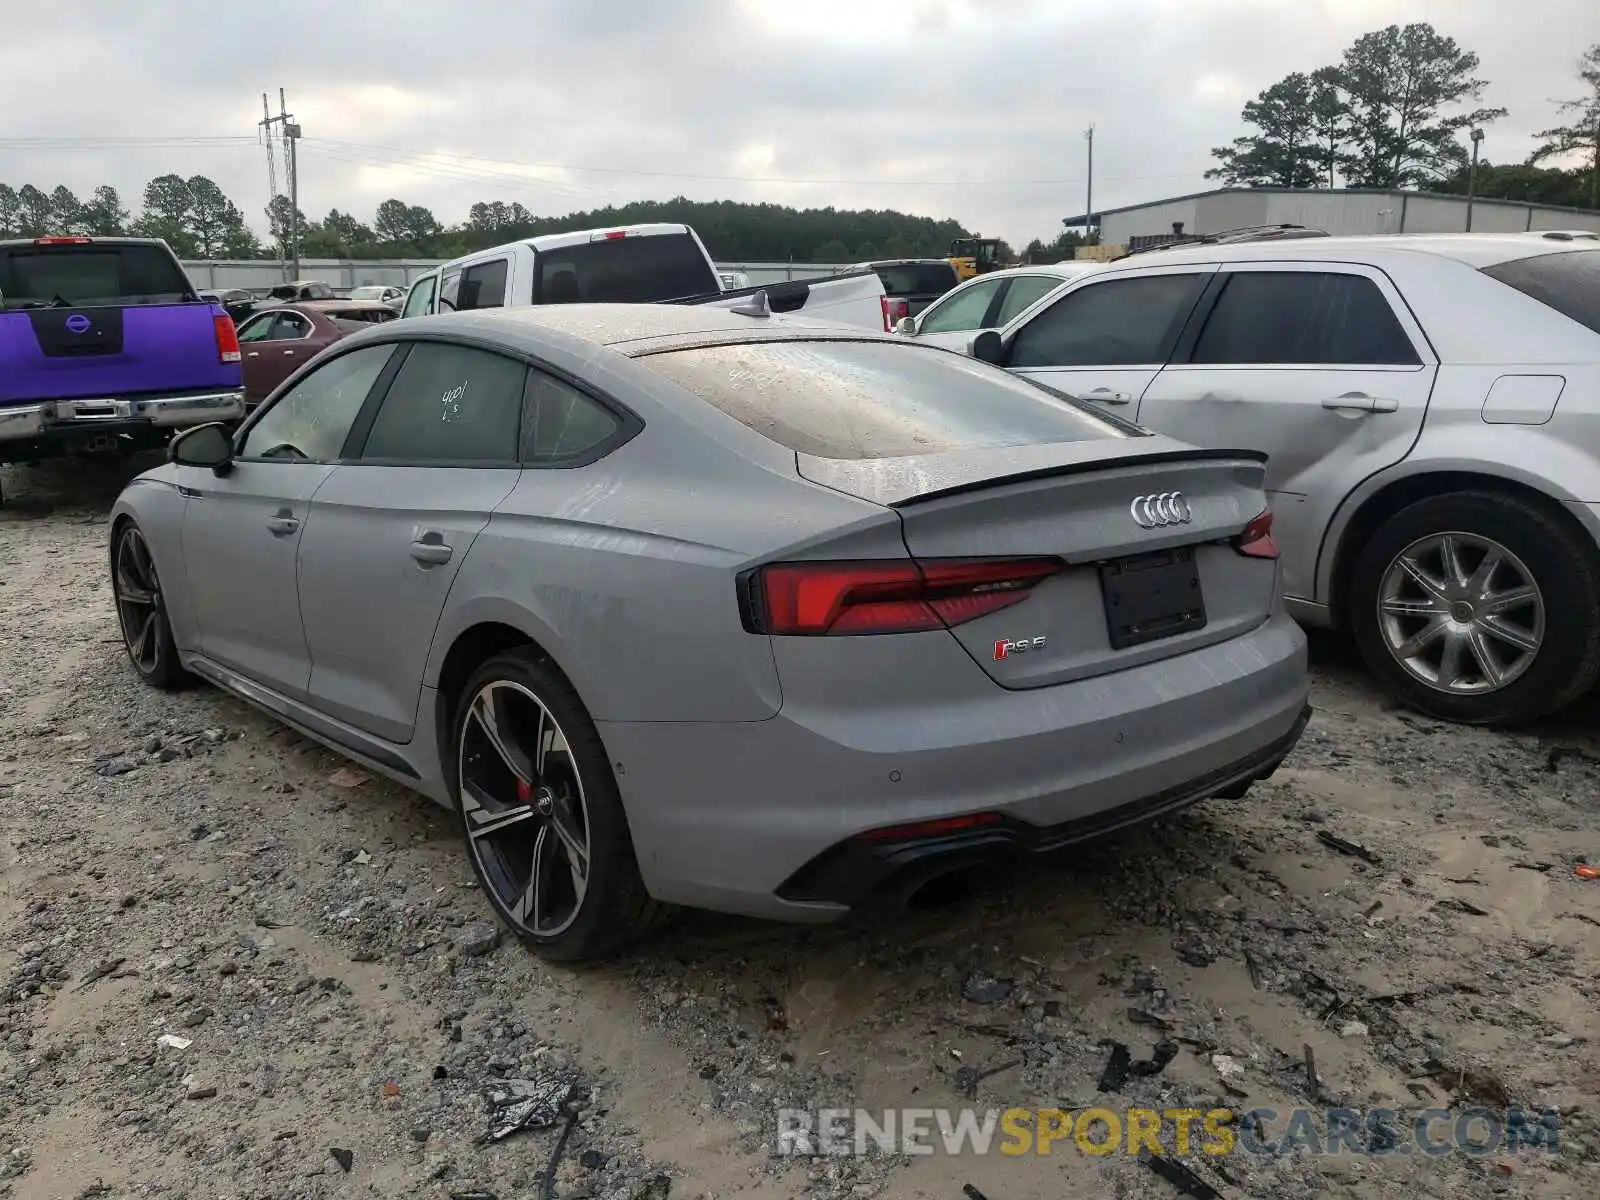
[181,258,841,292]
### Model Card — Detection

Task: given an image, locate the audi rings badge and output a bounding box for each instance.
[1129,492,1193,529]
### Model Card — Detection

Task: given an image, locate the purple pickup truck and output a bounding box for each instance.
[0,236,245,477]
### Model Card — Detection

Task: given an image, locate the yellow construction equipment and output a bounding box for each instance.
[948,236,1005,281]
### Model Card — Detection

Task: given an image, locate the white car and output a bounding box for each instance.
[960,231,1600,725]
[893,262,1102,348]
[349,284,406,305]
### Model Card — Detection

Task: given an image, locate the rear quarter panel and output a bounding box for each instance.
[422,343,904,723]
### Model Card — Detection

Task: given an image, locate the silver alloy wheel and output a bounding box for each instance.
[1376,531,1545,695]
[114,526,163,673]
[458,679,592,938]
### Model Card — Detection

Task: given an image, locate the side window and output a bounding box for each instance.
[402,274,437,318]
[996,275,1066,325]
[1009,273,1208,368]
[1190,271,1421,366]
[275,312,312,339]
[239,344,395,462]
[459,258,509,311]
[360,343,526,464]
[917,279,1005,334]
[437,270,461,313]
[236,314,276,343]
[521,371,623,465]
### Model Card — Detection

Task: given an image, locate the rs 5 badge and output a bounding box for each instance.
[994,636,1047,661]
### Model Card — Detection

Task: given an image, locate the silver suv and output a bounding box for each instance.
[968,232,1600,725]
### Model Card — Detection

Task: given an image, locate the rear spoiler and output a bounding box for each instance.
[667,269,881,314]
[887,446,1269,508]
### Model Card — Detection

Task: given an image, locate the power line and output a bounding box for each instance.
[0,136,257,150]
[0,129,1211,190]
[304,142,618,202]
[305,136,1208,189]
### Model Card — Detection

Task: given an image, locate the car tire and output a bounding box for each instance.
[449,648,670,963]
[112,520,188,690]
[1349,490,1600,725]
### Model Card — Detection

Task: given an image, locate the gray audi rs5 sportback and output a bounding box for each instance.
[110,302,1311,960]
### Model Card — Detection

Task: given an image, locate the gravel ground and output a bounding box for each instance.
[1,458,1598,1200]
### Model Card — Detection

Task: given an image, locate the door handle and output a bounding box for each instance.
[410,537,454,565]
[266,515,299,536]
[282,349,297,356]
[245,351,260,358]
[1086,387,1132,404]
[1322,392,1399,414]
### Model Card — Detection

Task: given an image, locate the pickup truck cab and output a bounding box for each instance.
[0,236,244,468]
[399,223,886,329]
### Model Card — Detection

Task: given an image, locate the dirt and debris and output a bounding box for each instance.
[3,460,1600,1200]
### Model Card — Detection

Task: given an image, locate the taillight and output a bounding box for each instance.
[34,235,91,245]
[879,296,911,331]
[213,313,241,364]
[1234,509,1278,559]
[592,230,629,241]
[743,557,1063,635]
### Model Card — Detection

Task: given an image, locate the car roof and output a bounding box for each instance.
[378,303,905,354]
[301,299,394,312]
[1097,233,1600,272]
[989,262,1099,278]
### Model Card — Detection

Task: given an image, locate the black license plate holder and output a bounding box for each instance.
[1100,547,1207,650]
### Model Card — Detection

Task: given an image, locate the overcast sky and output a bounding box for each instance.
[0,0,1594,251]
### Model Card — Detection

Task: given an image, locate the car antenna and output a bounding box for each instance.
[728,289,771,318]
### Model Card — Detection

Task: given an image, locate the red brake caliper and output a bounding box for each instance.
[516,778,533,805]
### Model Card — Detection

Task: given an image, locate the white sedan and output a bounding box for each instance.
[892,262,1101,348]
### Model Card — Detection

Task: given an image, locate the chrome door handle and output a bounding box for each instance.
[245,351,260,358]
[266,516,299,536]
[1322,392,1399,413]
[1087,387,1132,404]
[410,539,453,565]
[282,349,297,356]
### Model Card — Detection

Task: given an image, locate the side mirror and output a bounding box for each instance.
[893,315,917,336]
[969,329,1005,365]
[169,422,234,475]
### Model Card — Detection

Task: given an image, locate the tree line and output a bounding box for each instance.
[1208,24,1600,210]
[0,177,1037,264]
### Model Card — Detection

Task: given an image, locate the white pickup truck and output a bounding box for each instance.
[398,223,888,329]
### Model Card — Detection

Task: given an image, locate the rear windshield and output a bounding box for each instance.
[873,262,958,296]
[1481,249,1600,336]
[634,339,1133,460]
[0,242,194,309]
[535,233,719,304]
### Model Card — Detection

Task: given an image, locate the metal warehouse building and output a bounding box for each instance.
[1064,187,1600,247]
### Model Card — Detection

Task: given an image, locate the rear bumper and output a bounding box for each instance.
[0,389,244,448]
[598,611,1311,921]
[777,703,1310,906]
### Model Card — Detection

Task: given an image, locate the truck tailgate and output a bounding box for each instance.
[0,304,238,404]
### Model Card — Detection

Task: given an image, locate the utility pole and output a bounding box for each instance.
[1466,128,1484,232]
[1084,125,1095,245]
[259,90,303,281]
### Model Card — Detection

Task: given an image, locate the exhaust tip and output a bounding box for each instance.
[902,865,987,912]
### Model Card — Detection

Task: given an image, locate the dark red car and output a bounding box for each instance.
[235,301,397,406]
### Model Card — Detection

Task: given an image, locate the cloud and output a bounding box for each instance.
[0,0,1592,248]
